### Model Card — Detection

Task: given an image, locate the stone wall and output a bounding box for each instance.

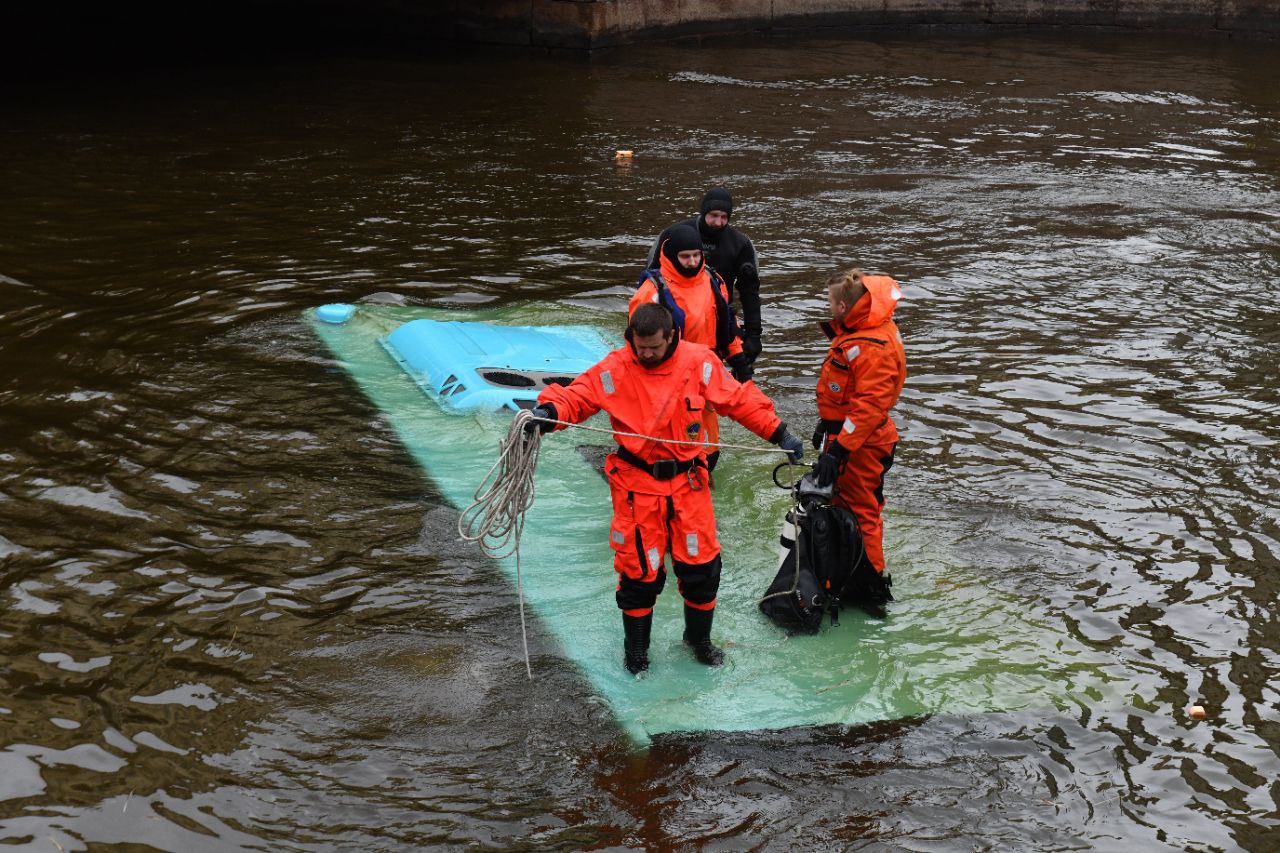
[421,0,1280,47]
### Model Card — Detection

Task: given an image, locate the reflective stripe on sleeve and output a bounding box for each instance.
[843,417,856,433]
[601,370,615,395]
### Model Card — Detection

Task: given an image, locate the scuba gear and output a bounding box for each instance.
[623,612,652,674]
[759,470,893,633]
[682,604,725,666]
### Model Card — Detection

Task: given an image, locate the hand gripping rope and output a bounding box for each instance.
[458,410,800,679]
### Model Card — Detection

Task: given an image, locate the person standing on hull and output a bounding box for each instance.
[647,188,764,370]
[631,223,750,473]
[811,268,907,578]
[527,303,805,675]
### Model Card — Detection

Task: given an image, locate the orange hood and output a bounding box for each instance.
[658,249,704,287]
[842,275,902,330]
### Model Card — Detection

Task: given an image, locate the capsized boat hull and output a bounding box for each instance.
[310,303,1129,745]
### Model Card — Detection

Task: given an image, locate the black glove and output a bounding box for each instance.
[811,422,827,451]
[741,330,763,364]
[813,442,850,488]
[524,403,558,435]
[776,431,804,465]
[726,353,754,383]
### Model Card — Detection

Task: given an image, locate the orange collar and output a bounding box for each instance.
[659,252,705,286]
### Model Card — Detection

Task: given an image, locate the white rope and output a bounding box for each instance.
[458,412,543,562]
[458,411,543,679]
[532,416,798,455]
[458,410,798,679]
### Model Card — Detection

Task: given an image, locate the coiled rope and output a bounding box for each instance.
[458,410,799,679]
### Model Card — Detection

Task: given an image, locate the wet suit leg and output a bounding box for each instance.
[610,486,669,674]
[668,474,725,665]
[833,442,896,573]
[610,487,669,615]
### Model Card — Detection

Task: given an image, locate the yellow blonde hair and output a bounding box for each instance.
[826,268,866,308]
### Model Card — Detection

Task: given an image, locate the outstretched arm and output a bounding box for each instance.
[536,360,610,428]
[700,356,781,441]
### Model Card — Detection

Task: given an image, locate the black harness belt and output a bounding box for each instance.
[615,445,704,480]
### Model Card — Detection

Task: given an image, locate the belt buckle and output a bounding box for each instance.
[652,459,678,480]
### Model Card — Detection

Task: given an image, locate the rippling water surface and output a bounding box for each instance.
[2,32,1278,851]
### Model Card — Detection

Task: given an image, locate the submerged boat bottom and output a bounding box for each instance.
[310,303,1132,744]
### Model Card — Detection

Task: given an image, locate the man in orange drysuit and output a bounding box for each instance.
[811,268,907,576]
[629,223,752,472]
[528,303,804,674]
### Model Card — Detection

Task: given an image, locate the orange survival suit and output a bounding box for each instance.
[629,237,746,461]
[814,275,907,574]
[537,337,783,620]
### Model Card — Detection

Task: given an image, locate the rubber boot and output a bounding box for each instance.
[623,613,651,675]
[682,605,724,666]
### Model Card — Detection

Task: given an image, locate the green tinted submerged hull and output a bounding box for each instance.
[310,304,1125,745]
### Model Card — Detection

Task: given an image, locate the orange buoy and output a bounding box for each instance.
[615,149,634,160]
[1189,705,1207,720]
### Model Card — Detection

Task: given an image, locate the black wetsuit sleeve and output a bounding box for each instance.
[736,237,762,332]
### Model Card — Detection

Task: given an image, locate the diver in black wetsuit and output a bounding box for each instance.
[646,188,764,368]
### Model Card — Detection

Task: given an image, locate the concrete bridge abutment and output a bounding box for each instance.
[418,0,1280,47]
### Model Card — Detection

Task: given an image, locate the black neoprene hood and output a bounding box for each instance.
[700,187,733,219]
[661,223,705,278]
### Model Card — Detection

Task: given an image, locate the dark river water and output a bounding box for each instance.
[2,31,1279,851]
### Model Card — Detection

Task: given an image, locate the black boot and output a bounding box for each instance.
[682,605,724,666]
[623,613,651,675]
